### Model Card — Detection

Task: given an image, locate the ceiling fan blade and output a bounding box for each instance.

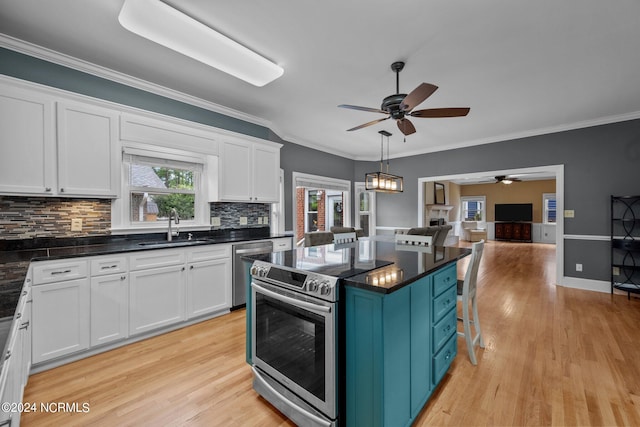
[410,107,470,118]
[347,116,390,131]
[397,118,416,136]
[400,83,438,111]
[338,104,387,114]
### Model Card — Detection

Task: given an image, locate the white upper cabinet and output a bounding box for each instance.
[0,79,119,198]
[219,139,280,203]
[0,85,56,195]
[57,101,119,197]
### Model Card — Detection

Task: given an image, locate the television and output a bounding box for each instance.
[495,203,533,222]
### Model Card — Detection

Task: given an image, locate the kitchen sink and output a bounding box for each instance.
[137,239,212,247]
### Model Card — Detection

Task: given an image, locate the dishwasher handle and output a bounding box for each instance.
[234,244,273,255]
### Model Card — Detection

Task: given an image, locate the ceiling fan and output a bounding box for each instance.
[494,175,522,184]
[338,61,470,136]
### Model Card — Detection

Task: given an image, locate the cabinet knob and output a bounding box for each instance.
[45,187,51,192]
[60,188,65,192]
[190,265,194,270]
[121,275,126,280]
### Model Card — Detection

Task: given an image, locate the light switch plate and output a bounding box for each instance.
[263,216,269,225]
[564,210,575,218]
[258,217,263,224]
[240,217,248,225]
[71,218,82,231]
[210,217,221,226]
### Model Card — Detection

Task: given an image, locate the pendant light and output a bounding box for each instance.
[365,130,404,193]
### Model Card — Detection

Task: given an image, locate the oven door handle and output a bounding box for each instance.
[252,282,331,314]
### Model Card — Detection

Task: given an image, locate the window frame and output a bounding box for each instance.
[461,196,486,222]
[111,143,211,233]
[543,193,557,225]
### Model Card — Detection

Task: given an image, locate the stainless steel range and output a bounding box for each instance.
[249,243,391,427]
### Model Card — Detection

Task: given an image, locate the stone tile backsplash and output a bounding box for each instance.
[0,196,111,240]
[210,202,270,228]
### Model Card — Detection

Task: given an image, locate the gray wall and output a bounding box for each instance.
[4,46,639,283]
[355,120,640,280]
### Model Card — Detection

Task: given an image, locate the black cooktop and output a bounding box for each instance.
[258,242,392,279]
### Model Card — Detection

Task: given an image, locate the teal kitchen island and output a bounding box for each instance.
[245,240,470,427]
[341,243,469,427]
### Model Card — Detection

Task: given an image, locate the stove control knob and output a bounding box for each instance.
[319,283,331,296]
[308,279,319,292]
[250,265,259,276]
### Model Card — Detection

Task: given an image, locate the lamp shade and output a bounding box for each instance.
[365,171,404,193]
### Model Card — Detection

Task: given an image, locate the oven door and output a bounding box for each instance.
[252,279,336,419]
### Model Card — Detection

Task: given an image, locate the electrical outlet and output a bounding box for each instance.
[258,217,263,224]
[210,217,221,226]
[240,217,248,225]
[564,210,575,218]
[71,218,82,232]
[613,266,620,276]
[576,263,583,272]
[263,216,269,225]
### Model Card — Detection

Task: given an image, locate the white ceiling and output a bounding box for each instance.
[1,0,640,161]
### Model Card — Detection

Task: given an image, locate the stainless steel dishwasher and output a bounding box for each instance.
[232,240,274,309]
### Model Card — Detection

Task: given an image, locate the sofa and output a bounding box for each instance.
[461,221,487,242]
[401,224,453,247]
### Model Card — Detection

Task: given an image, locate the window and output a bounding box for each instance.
[461,196,486,221]
[306,190,320,232]
[543,193,557,224]
[113,145,208,231]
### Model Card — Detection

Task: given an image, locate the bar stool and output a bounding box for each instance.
[457,240,485,365]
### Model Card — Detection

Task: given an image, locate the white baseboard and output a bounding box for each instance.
[559,276,610,293]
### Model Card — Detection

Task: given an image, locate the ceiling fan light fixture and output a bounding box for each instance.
[118,0,284,87]
[365,130,404,193]
[502,179,513,184]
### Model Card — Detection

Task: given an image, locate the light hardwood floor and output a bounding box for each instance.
[22,241,640,426]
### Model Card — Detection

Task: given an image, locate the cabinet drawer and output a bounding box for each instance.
[272,238,292,252]
[91,255,127,276]
[433,264,457,297]
[129,249,184,271]
[187,244,231,263]
[433,334,457,385]
[33,259,88,285]
[433,308,457,352]
[433,286,457,322]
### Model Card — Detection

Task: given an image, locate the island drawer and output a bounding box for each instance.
[433,264,457,297]
[433,334,457,385]
[433,285,457,322]
[433,308,457,352]
[33,259,88,285]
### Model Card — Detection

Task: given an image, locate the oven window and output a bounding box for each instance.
[255,293,326,401]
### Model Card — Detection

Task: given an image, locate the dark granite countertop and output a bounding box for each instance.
[343,240,471,294]
[0,228,291,361]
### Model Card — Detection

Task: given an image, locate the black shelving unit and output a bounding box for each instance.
[611,195,640,298]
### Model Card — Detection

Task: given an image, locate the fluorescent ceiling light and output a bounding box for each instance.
[118,0,284,87]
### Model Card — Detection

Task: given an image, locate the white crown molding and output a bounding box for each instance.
[353,110,640,161]
[0,33,272,129]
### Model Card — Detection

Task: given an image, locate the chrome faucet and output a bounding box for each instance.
[168,208,180,241]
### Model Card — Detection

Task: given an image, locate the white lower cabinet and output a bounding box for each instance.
[32,277,90,364]
[91,273,129,346]
[129,264,186,335]
[187,258,231,318]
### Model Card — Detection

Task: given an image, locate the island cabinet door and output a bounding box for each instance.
[410,277,433,418]
[345,285,412,427]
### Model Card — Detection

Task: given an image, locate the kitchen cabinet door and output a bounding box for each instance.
[0,84,56,195]
[219,139,281,202]
[129,265,186,335]
[32,278,90,364]
[186,258,231,319]
[91,273,129,346]
[252,143,280,202]
[57,101,119,198]
[219,139,253,201]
